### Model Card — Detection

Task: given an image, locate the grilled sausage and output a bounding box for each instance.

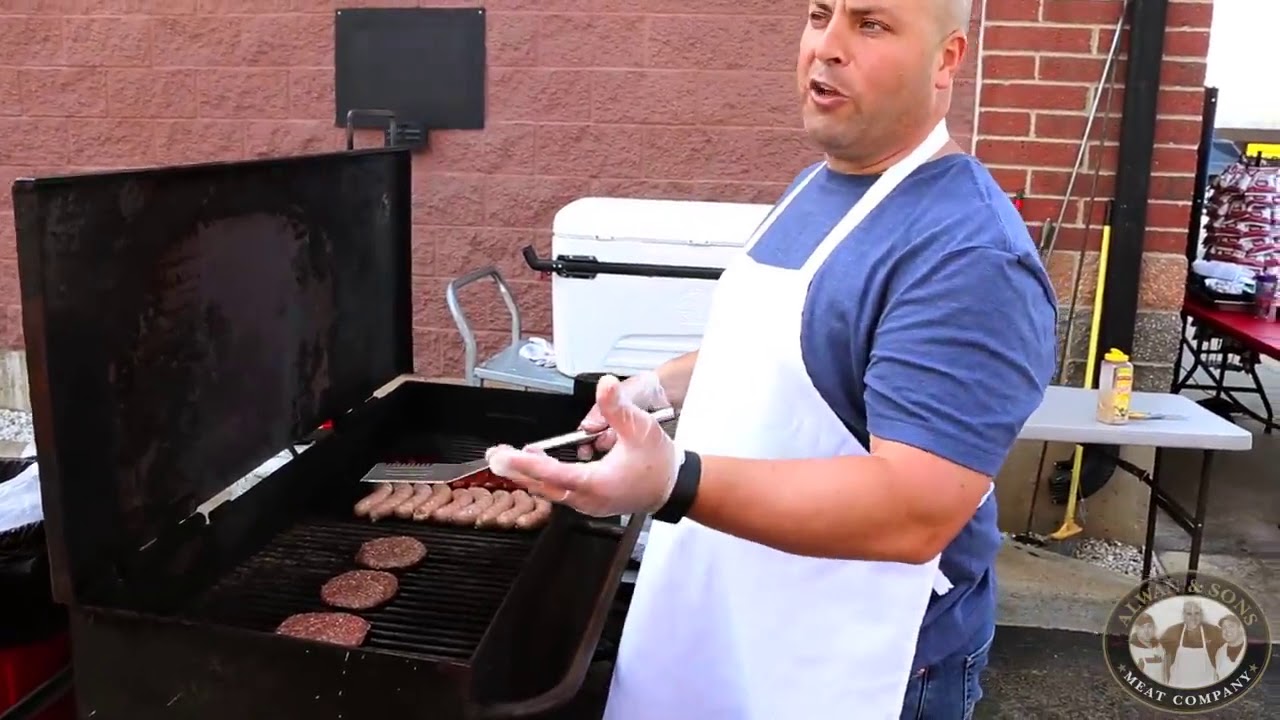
[451,488,493,525]
[514,496,553,530]
[475,490,513,529]
[369,483,414,521]
[494,490,536,529]
[394,483,435,519]
[354,482,393,517]
[431,488,474,523]
[412,484,454,522]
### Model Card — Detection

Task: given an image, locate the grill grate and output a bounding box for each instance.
[185,515,539,659]
[182,429,589,661]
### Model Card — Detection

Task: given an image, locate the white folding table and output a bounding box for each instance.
[1020,386,1254,581]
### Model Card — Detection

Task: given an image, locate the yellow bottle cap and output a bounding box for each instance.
[1104,348,1129,363]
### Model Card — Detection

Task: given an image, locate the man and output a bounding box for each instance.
[486,1,1058,718]
[1159,599,1225,689]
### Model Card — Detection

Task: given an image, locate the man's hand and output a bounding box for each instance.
[487,375,682,517]
[575,370,671,460]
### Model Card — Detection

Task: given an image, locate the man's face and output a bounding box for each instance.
[796,0,965,164]
[1183,602,1203,628]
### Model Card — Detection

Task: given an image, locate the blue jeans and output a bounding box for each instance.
[899,626,995,720]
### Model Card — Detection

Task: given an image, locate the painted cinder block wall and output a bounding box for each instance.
[0,1,1215,542]
[0,0,978,372]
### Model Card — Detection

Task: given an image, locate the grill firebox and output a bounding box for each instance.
[13,148,639,719]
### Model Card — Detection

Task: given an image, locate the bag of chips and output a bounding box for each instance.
[1205,161,1280,270]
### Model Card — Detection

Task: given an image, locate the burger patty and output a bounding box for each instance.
[276,611,370,647]
[356,535,428,570]
[320,569,399,610]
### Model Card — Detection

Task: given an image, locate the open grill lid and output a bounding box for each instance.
[11,148,414,603]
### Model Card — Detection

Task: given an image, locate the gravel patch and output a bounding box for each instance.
[0,409,33,445]
[1009,532,1158,579]
[1071,537,1149,578]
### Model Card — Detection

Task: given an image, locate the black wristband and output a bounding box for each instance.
[654,450,700,524]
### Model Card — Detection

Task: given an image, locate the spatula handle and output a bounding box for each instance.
[524,407,677,452]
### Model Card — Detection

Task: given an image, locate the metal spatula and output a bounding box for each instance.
[359,406,677,485]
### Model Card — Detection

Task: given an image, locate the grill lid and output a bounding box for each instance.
[11,148,414,603]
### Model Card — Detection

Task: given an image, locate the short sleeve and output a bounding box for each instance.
[863,244,1058,476]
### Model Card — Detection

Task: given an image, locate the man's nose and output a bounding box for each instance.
[814,24,848,65]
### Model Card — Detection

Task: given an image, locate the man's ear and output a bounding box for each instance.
[935,31,967,89]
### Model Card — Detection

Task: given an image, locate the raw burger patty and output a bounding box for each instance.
[356,535,427,570]
[320,569,399,610]
[276,612,370,647]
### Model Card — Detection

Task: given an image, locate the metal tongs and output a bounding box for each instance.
[359,406,678,485]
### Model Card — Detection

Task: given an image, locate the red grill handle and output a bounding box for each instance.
[470,514,642,719]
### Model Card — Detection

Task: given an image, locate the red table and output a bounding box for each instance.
[1173,296,1279,433]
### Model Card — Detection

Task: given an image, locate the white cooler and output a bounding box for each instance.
[542,197,774,378]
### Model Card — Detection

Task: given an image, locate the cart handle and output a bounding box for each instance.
[445,266,522,386]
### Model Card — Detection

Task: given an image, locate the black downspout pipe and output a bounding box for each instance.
[1185,87,1220,265]
[1096,0,1170,383]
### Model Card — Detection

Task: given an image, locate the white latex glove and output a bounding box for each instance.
[576,370,671,461]
[486,375,682,518]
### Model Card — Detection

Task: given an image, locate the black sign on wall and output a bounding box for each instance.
[334,7,487,135]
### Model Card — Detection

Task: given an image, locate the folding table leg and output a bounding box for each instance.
[1186,450,1216,585]
[1141,448,1163,580]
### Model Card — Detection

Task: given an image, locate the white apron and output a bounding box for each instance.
[1213,642,1244,678]
[603,120,964,720]
[1168,625,1218,689]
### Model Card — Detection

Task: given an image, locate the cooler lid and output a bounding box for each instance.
[551,197,774,248]
[11,148,414,601]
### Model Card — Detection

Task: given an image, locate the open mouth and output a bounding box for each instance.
[809,79,842,98]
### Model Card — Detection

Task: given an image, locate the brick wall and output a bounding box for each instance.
[975,0,1214,390]
[0,0,981,378]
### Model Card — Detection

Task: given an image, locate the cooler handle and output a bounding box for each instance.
[521,245,723,281]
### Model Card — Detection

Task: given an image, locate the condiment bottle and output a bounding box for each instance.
[1256,273,1277,322]
[1096,348,1134,425]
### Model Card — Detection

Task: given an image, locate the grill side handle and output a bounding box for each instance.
[470,512,643,719]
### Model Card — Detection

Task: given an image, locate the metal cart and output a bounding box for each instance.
[446,266,574,394]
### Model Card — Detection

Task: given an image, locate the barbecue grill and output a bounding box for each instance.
[10,147,639,719]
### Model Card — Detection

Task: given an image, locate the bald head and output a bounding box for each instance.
[938,0,973,35]
[797,0,971,173]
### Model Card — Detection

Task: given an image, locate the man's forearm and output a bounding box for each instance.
[655,351,698,409]
[686,453,979,564]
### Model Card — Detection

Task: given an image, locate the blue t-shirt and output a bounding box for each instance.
[750,154,1058,669]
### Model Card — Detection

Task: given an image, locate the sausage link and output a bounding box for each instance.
[451,488,493,525]
[369,483,414,521]
[514,496,553,530]
[431,488,474,523]
[412,484,454,521]
[394,483,436,519]
[494,490,535,529]
[354,482,393,517]
[475,490,513,528]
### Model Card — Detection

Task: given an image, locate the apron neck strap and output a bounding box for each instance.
[799,118,952,275]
